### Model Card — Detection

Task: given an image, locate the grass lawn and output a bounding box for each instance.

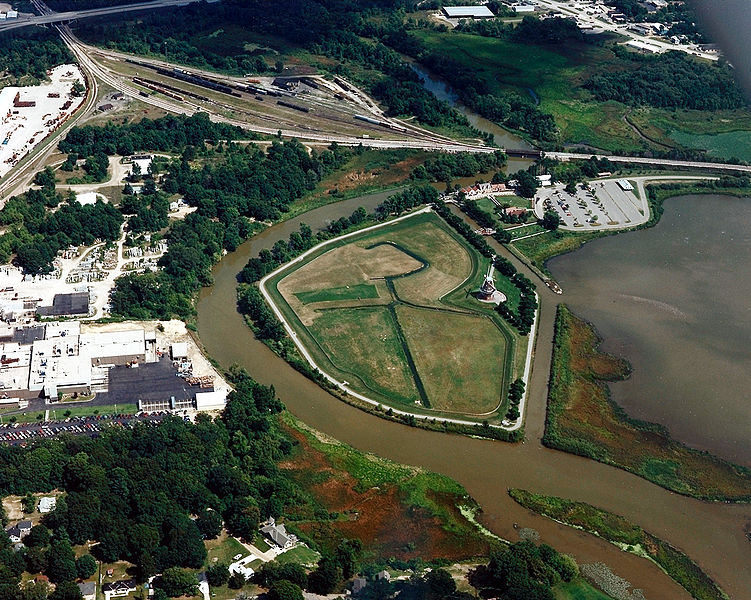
[295,283,379,304]
[47,403,137,420]
[275,544,320,567]
[253,536,271,552]
[270,211,521,420]
[396,305,506,414]
[204,532,248,567]
[307,306,419,405]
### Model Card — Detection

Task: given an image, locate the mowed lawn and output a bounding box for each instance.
[274,212,515,416]
[396,306,506,414]
[307,306,419,406]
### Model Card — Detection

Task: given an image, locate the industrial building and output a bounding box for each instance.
[441,5,495,19]
[36,292,90,317]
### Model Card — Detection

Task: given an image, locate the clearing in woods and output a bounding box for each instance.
[268,211,523,420]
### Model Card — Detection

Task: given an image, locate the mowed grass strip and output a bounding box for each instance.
[396,305,505,414]
[295,283,379,304]
[361,219,473,306]
[307,306,419,406]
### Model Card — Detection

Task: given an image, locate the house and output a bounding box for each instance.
[102,580,136,599]
[460,182,512,199]
[352,577,368,593]
[78,581,96,600]
[38,496,56,513]
[502,207,528,217]
[260,518,295,549]
[376,570,391,581]
[6,520,31,542]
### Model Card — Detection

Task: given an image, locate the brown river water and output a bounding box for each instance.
[197,191,751,599]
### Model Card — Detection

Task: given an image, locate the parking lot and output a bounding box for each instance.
[0,413,166,445]
[535,179,648,231]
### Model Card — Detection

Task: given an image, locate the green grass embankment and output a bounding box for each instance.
[509,489,729,600]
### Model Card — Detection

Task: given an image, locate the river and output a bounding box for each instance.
[408,63,537,174]
[549,194,751,466]
[197,191,751,599]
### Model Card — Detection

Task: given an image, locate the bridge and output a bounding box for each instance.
[0,0,203,32]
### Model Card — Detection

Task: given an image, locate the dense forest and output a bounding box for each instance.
[0,28,72,82]
[584,51,745,110]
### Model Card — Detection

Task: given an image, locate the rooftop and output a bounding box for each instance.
[442,5,495,18]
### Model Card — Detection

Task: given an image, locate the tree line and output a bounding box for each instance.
[584,51,746,111]
[411,151,507,183]
[0,28,72,83]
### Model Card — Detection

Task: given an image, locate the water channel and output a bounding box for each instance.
[196,76,751,598]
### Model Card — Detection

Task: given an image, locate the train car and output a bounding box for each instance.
[276,100,310,113]
[354,114,381,126]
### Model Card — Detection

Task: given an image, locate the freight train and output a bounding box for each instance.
[276,100,310,113]
[354,114,407,133]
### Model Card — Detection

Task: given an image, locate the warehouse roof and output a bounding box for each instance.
[442,5,495,18]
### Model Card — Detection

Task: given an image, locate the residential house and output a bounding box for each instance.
[6,520,31,543]
[376,570,391,581]
[259,517,295,550]
[352,577,368,593]
[78,581,96,600]
[102,579,136,599]
[38,496,56,513]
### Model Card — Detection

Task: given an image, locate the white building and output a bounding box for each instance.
[38,496,56,513]
[441,5,495,19]
[171,342,188,360]
[195,389,228,411]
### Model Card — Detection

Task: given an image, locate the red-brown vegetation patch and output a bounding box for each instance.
[279,425,488,560]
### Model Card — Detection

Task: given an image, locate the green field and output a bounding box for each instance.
[554,580,617,600]
[668,130,751,162]
[413,29,751,153]
[267,212,523,421]
[296,283,379,304]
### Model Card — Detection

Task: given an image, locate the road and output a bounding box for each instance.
[0,0,203,32]
[546,151,751,173]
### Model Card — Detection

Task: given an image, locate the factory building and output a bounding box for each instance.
[441,5,495,19]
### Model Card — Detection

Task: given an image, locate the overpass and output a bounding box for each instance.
[0,0,203,33]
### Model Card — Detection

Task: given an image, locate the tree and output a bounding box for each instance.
[268,579,303,600]
[71,80,85,97]
[160,567,198,597]
[76,554,97,579]
[22,493,36,514]
[228,571,246,589]
[46,539,77,583]
[33,167,56,190]
[49,580,83,600]
[334,539,362,579]
[25,525,50,548]
[307,555,341,595]
[514,171,539,199]
[540,210,560,231]
[205,563,230,587]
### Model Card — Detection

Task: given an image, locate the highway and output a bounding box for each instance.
[546,152,751,174]
[0,0,204,32]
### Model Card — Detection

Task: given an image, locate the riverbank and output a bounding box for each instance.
[509,489,728,600]
[545,304,751,501]
[512,180,751,274]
